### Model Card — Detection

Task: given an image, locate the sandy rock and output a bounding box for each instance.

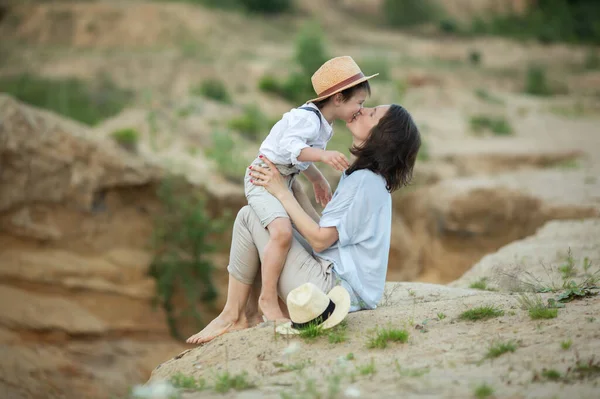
[452,218,600,291]
[388,168,600,283]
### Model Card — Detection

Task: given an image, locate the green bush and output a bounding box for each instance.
[205,130,252,183]
[439,18,459,34]
[524,65,552,96]
[360,57,391,81]
[295,22,329,77]
[258,75,280,93]
[111,128,139,151]
[470,115,513,136]
[240,0,292,13]
[466,0,600,45]
[468,50,482,66]
[584,49,600,70]
[228,105,270,141]
[149,177,228,339]
[190,79,231,103]
[382,0,438,28]
[0,74,132,125]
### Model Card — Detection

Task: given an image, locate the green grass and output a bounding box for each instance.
[298,322,325,341]
[190,79,231,103]
[0,74,132,126]
[459,306,504,321]
[273,359,313,373]
[228,105,271,142]
[524,65,553,96]
[110,127,139,146]
[327,321,348,344]
[437,312,446,320]
[474,88,504,105]
[366,327,409,349]
[474,383,494,399]
[486,340,518,359]
[470,115,513,136]
[560,339,572,350]
[204,130,252,183]
[170,373,206,390]
[469,277,492,291]
[541,368,562,381]
[213,371,255,394]
[529,307,558,320]
[345,353,355,361]
[395,361,430,377]
[357,359,376,376]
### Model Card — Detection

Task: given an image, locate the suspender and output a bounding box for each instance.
[298,106,322,129]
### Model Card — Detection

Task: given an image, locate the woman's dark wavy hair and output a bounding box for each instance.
[346,104,421,192]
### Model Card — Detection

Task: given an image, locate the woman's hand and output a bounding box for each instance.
[249,156,289,199]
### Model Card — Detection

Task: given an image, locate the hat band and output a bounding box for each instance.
[291,300,336,330]
[317,72,365,98]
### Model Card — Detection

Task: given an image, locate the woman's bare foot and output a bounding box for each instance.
[186,313,249,345]
[259,295,288,321]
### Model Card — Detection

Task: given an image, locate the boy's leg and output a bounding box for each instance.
[260,217,293,321]
[291,178,321,223]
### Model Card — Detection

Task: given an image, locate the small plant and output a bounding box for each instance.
[298,322,325,341]
[213,371,255,393]
[395,360,430,377]
[228,105,270,141]
[327,321,348,344]
[541,368,562,381]
[0,74,132,126]
[191,79,231,103]
[459,306,504,321]
[474,88,504,104]
[561,339,572,350]
[273,359,313,373]
[383,0,438,28]
[110,127,139,152]
[468,50,482,66]
[367,327,409,349]
[524,65,552,96]
[470,115,513,136]
[518,293,559,320]
[345,353,355,361]
[170,373,206,390]
[486,340,518,359]
[584,49,600,70]
[437,312,446,320]
[469,277,490,290]
[357,359,376,376]
[474,383,494,399]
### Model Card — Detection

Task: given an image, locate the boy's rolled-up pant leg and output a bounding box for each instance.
[227,206,335,301]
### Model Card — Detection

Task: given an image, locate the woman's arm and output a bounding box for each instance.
[249,157,339,252]
[291,179,321,223]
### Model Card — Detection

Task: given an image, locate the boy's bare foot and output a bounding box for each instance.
[259,296,288,322]
[186,313,248,345]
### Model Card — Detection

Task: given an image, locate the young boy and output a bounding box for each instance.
[244,56,378,321]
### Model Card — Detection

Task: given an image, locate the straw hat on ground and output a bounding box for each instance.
[276,282,351,335]
[307,56,378,103]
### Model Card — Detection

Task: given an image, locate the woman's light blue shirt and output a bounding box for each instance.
[316,169,392,312]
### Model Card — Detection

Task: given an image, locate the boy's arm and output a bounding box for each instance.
[297,147,350,171]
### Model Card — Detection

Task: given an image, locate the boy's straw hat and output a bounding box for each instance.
[307,56,378,103]
[276,283,351,335]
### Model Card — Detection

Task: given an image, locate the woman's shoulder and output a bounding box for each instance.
[343,169,387,191]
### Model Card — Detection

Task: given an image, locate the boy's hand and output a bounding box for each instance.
[320,150,349,171]
[312,178,332,207]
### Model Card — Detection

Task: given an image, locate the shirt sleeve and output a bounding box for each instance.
[278,112,321,165]
[319,173,375,246]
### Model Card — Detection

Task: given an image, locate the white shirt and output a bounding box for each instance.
[258,103,333,172]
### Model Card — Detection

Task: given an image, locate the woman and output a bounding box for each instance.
[187,104,421,344]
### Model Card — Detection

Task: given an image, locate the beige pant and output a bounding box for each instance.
[227,205,336,300]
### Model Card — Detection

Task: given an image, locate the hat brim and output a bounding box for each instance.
[307,73,379,104]
[275,285,351,335]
